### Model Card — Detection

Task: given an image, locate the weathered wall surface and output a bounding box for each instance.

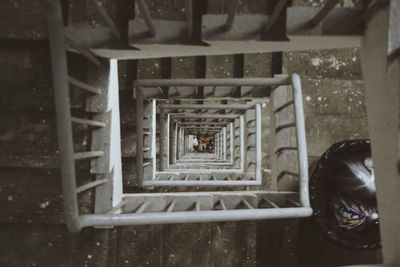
[284,49,369,158]
[284,49,382,266]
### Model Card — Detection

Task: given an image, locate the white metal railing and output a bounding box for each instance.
[45,1,311,230]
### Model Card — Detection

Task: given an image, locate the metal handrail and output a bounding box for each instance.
[47,0,311,232]
[291,73,310,207]
[46,0,81,232]
[134,77,291,87]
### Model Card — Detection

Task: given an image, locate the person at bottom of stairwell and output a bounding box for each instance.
[188,135,198,152]
[197,135,208,152]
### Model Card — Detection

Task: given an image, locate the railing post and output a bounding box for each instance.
[45,0,81,232]
[291,73,310,208]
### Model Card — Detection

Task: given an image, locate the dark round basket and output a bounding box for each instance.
[309,139,381,250]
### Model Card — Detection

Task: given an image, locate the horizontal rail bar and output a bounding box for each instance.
[224,0,239,31]
[356,0,390,24]
[80,207,313,228]
[247,118,256,125]
[274,100,294,113]
[76,178,107,194]
[176,121,233,125]
[173,161,232,166]
[106,200,126,214]
[166,200,176,212]
[262,197,279,208]
[137,0,157,37]
[277,170,299,180]
[185,130,221,134]
[161,103,256,110]
[175,87,182,96]
[218,199,227,210]
[264,0,290,32]
[286,197,301,207]
[143,161,151,167]
[275,146,298,154]
[171,114,240,119]
[247,132,256,138]
[247,145,256,151]
[180,126,224,129]
[242,199,254,209]
[185,0,193,37]
[64,36,101,66]
[264,169,272,175]
[134,77,291,87]
[135,201,150,213]
[142,180,261,187]
[156,87,163,94]
[275,122,296,133]
[74,151,104,160]
[176,157,228,161]
[248,161,256,168]
[309,0,339,27]
[195,201,201,211]
[123,191,298,197]
[176,121,227,127]
[71,117,106,127]
[157,170,247,175]
[69,76,101,94]
[89,0,122,40]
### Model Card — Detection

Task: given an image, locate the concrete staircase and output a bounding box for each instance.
[0,0,384,266]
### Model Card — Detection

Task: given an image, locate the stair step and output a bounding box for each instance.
[121,191,300,213]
